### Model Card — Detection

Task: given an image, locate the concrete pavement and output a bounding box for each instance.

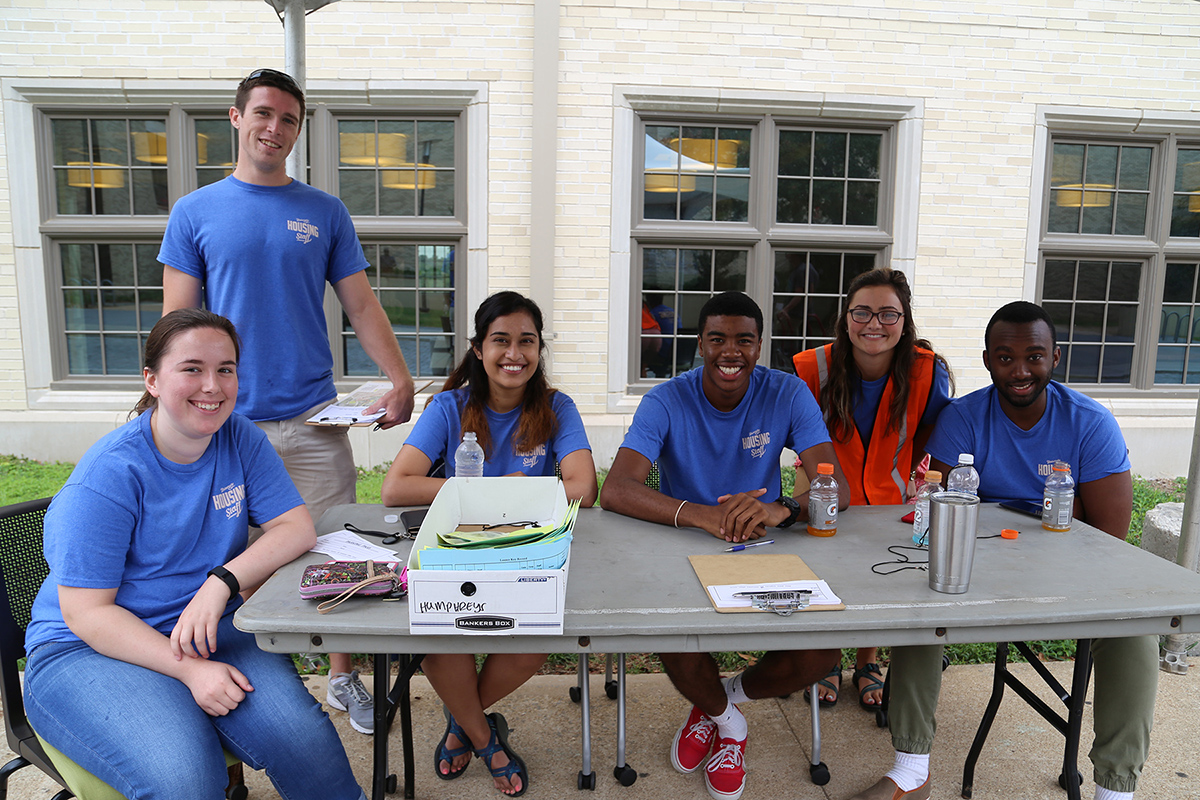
[4,658,1198,799]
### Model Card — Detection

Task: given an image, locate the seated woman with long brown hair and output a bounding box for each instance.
[383,290,598,797]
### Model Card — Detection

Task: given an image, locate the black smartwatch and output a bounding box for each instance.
[207,565,240,600]
[776,496,802,529]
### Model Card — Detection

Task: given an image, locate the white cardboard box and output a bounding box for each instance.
[407,476,570,635]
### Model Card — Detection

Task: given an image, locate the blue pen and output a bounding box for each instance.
[724,539,775,552]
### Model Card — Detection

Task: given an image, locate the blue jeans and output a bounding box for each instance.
[25,614,365,800]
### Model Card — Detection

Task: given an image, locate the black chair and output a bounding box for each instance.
[0,497,247,800]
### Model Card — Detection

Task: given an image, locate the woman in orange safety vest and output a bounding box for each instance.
[792,267,953,712]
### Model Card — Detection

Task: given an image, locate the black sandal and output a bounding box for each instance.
[853,662,886,711]
[434,706,473,780]
[803,663,842,708]
[473,712,529,797]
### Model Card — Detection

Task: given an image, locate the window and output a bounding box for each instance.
[1037,121,1200,389]
[334,115,465,381]
[10,80,485,407]
[632,118,894,384]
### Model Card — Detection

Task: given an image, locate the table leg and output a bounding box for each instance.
[371,654,395,800]
[1060,640,1093,800]
[962,642,1011,798]
[578,653,596,790]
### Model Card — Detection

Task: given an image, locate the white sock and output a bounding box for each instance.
[884,751,929,792]
[1094,788,1133,800]
[723,672,750,704]
[710,702,747,741]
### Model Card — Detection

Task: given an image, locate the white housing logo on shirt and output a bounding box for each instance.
[741,429,770,459]
[519,443,547,471]
[212,483,246,519]
[287,218,319,244]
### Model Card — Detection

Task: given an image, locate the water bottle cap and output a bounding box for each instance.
[923,470,942,483]
[817,463,834,475]
[463,431,477,442]
[958,453,974,465]
[1052,461,1070,472]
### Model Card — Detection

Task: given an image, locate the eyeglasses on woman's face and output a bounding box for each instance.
[848,307,903,326]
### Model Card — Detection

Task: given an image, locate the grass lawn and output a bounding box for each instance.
[6,455,1188,671]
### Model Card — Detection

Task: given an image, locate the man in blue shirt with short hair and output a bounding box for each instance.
[159,68,416,735]
[602,291,850,800]
[847,301,1151,800]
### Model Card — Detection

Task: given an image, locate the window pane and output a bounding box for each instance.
[1041,258,1143,386]
[813,132,846,178]
[1171,150,1200,237]
[714,176,749,222]
[1118,147,1151,191]
[1163,263,1197,303]
[63,289,99,331]
[61,244,96,287]
[777,177,810,223]
[680,177,714,222]
[419,170,454,216]
[1047,142,1153,235]
[1043,261,1075,300]
[778,131,811,176]
[340,170,376,215]
[339,117,455,218]
[1101,345,1133,383]
[847,134,881,179]
[100,289,137,331]
[643,248,677,291]
[1109,262,1140,302]
[680,250,712,290]
[1068,344,1101,382]
[99,244,135,286]
[379,245,417,287]
[812,181,844,225]
[104,334,141,375]
[845,181,878,226]
[1077,262,1108,301]
[713,250,747,291]
[66,334,103,375]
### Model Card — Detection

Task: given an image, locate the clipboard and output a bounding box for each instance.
[306,380,434,426]
[688,553,845,613]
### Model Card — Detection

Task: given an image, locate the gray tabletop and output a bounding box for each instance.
[235,502,1200,655]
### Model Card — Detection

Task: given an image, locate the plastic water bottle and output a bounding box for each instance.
[1042,460,1075,532]
[806,463,838,537]
[911,469,943,546]
[454,431,485,477]
[946,454,980,496]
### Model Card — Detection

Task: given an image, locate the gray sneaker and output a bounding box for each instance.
[327,670,374,734]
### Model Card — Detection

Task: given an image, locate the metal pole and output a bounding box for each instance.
[282,0,308,183]
[1162,387,1200,674]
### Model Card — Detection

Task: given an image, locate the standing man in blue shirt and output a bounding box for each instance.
[847,301,1151,800]
[158,68,416,735]
[602,291,850,800]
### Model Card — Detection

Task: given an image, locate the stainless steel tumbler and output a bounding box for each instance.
[928,491,981,594]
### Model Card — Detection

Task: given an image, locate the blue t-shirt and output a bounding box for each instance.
[25,411,303,651]
[157,177,369,421]
[405,389,592,477]
[926,381,1130,504]
[853,360,952,447]
[620,366,830,504]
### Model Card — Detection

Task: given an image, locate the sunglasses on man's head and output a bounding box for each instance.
[240,68,302,93]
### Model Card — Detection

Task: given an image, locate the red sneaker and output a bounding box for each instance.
[670,705,716,773]
[704,735,747,800]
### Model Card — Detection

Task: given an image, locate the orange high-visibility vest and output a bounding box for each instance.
[792,344,936,505]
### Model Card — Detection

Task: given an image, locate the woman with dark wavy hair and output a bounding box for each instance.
[792,267,953,711]
[383,290,597,797]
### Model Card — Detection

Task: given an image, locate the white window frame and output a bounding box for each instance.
[2,77,488,411]
[605,87,924,413]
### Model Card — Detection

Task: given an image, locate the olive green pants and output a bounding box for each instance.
[888,636,1158,793]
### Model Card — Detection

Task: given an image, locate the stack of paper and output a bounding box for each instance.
[417,500,580,571]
